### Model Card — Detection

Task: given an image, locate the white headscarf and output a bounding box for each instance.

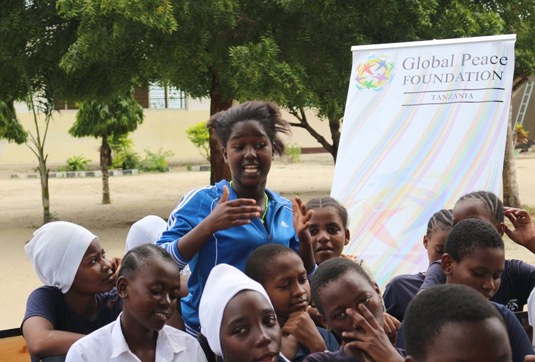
[199,264,273,357]
[24,221,97,293]
[125,215,167,252]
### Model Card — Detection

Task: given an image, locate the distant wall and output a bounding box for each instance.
[512,77,535,140]
[0,100,332,168]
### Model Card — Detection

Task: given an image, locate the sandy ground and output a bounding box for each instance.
[2,152,535,330]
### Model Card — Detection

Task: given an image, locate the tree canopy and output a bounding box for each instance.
[4,0,535,188]
[70,93,144,139]
[56,0,535,163]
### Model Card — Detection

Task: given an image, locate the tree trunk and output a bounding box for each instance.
[503,104,521,207]
[288,108,340,163]
[328,118,341,163]
[209,70,232,185]
[101,134,112,204]
[38,150,51,223]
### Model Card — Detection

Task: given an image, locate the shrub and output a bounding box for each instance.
[185,121,210,162]
[117,151,141,170]
[285,143,301,163]
[59,155,91,172]
[140,148,174,172]
[110,134,141,169]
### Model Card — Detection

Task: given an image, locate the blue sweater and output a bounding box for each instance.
[157,179,299,335]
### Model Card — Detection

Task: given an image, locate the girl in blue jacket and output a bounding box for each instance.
[157,101,315,337]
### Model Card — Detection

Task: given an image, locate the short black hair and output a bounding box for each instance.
[310,257,373,315]
[426,209,453,237]
[245,244,296,285]
[306,197,349,228]
[455,191,504,223]
[404,284,503,361]
[119,243,177,278]
[207,101,291,157]
[444,218,504,263]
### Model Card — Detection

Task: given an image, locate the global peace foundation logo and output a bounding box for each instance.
[355,55,394,91]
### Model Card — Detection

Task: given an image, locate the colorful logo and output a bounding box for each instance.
[355,55,394,91]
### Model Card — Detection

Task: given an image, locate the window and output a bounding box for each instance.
[54,99,78,110]
[149,84,186,109]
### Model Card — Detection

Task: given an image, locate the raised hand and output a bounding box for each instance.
[292,196,316,272]
[205,185,261,233]
[175,185,262,260]
[292,196,313,239]
[504,206,535,253]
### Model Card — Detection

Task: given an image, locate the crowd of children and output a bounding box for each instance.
[20,100,535,361]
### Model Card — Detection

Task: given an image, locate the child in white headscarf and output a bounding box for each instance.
[21,221,121,361]
[199,263,290,362]
[124,215,167,252]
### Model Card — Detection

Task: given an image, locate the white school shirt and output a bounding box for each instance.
[66,314,207,362]
[528,288,535,347]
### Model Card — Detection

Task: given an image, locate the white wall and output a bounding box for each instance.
[1,98,333,168]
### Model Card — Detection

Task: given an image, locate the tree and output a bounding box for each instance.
[0,93,56,224]
[226,1,511,162]
[0,0,81,224]
[70,92,144,204]
[476,0,535,207]
[230,1,535,205]
[57,1,278,182]
[0,100,27,143]
[26,92,57,222]
[56,0,535,195]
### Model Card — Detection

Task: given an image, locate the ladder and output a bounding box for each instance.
[515,81,534,127]
[513,81,534,147]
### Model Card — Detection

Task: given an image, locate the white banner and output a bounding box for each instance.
[331,35,516,287]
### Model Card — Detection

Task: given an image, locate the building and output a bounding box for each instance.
[0,85,332,169]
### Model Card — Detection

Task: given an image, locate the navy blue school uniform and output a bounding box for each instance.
[495,259,535,311]
[383,272,425,321]
[22,286,121,362]
[420,259,535,312]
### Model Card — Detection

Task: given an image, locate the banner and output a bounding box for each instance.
[331,35,516,287]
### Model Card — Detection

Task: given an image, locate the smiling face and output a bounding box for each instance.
[70,238,115,294]
[262,252,310,323]
[309,207,349,265]
[223,120,273,193]
[316,270,383,343]
[119,258,181,332]
[220,290,281,362]
[416,318,511,362]
[442,246,505,300]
